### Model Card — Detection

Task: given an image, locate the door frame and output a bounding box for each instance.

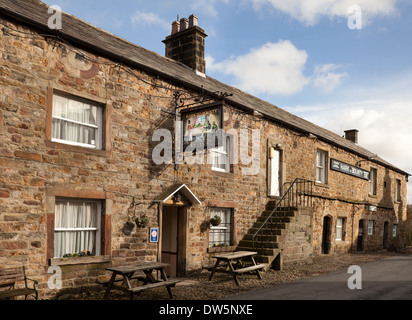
[267,142,283,197]
[322,215,332,254]
[383,221,389,249]
[159,204,188,277]
[357,219,364,251]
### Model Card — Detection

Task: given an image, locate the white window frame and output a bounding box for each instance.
[316,149,328,184]
[54,199,102,258]
[395,179,401,202]
[52,93,103,149]
[211,135,231,173]
[209,208,232,247]
[368,220,375,236]
[335,218,343,241]
[369,168,377,196]
[392,224,398,237]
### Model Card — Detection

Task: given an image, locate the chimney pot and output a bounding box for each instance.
[180,18,188,31]
[163,15,207,74]
[344,129,359,144]
[171,20,180,35]
[189,14,198,28]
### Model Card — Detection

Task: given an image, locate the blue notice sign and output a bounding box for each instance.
[150,227,159,243]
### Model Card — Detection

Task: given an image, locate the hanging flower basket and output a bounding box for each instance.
[135,214,149,228]
[210,215,221,227]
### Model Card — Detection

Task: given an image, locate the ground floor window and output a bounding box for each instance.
[392,224,398,237]
[368,220,375,236]
[209,208,232,247]
[335,217,346,241]
[54,199,102,258]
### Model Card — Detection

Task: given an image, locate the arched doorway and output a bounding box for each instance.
[383,221,389,249]
[322,216,332,254]
[357,219,364,251]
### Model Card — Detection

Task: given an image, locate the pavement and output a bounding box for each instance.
[222,254,412,300]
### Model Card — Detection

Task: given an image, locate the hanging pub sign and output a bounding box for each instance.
[181,104,223,146]
[330,158,370,180]
[182,105,222,140]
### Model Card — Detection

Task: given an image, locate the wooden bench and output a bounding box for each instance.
[232,264,266,274]
[128,279,180,298]
[100,262,180,299]
[0,267,38,300]
[208,251,266,286]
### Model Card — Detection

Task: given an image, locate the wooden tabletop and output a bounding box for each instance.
[212,251,257,260]
[106,262,170,274]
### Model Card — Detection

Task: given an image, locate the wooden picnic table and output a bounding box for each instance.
[208,251,266,286]
[100,262,179,299]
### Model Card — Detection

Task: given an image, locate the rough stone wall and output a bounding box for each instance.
[280,207,314,265]
[0,15,408,299]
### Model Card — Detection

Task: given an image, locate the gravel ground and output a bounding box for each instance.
[83,251,399,300]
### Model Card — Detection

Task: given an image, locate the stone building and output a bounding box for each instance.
[0,0,409,298]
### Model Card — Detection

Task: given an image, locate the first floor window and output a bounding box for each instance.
[211,135,232,173]
[368,220,375,235]
[336,217,346,241]
[209,208,232,247]
[395,179,401,202]
[52,93,103,149]
[316,149,328,184]
[54,199,102,258]
[369,168,377,196]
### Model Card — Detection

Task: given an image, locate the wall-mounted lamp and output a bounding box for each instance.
[253,110,263,118]
[269,147,275,159]
[356,154,378,167]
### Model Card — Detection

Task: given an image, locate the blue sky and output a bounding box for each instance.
[43,0,412,203]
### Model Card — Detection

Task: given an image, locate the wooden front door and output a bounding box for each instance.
[269,148,281,197]
[322,216,332,254]
[161,206,188,278]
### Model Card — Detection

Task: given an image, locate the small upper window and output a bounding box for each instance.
[395,179,402,202]
[316,149,328,184]
[52,93,103,149]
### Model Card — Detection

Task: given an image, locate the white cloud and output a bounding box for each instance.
[130,11,170,31]
[249,0,398,26]
[207,40,309,95]
[207,41,347,96]
[290,99,412,203]
[190,0,231,18]
[313,64,348,92]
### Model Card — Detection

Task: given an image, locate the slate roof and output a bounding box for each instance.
[0,0,409,176]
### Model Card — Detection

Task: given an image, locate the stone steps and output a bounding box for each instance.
[235,205,297,271]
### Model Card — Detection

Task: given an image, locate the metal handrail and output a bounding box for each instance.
[252,178,313,251]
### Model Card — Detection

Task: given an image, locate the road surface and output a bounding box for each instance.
[223,254,412,300]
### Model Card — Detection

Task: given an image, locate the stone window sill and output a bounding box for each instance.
[50,255,111,266]
[207,246,236,254]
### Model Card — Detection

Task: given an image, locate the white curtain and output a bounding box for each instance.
[209,208,231,247]
[52,95,98,146]
[54,201,98,258]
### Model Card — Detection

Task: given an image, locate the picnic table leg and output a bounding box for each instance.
[228,261,240,286]
[103,272,117,299]
[159,268,174,299]
[251,256,262,280]
[208,259,221,281]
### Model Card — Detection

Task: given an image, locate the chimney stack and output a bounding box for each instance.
[344,129,359,144]
[163,14,207,75]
